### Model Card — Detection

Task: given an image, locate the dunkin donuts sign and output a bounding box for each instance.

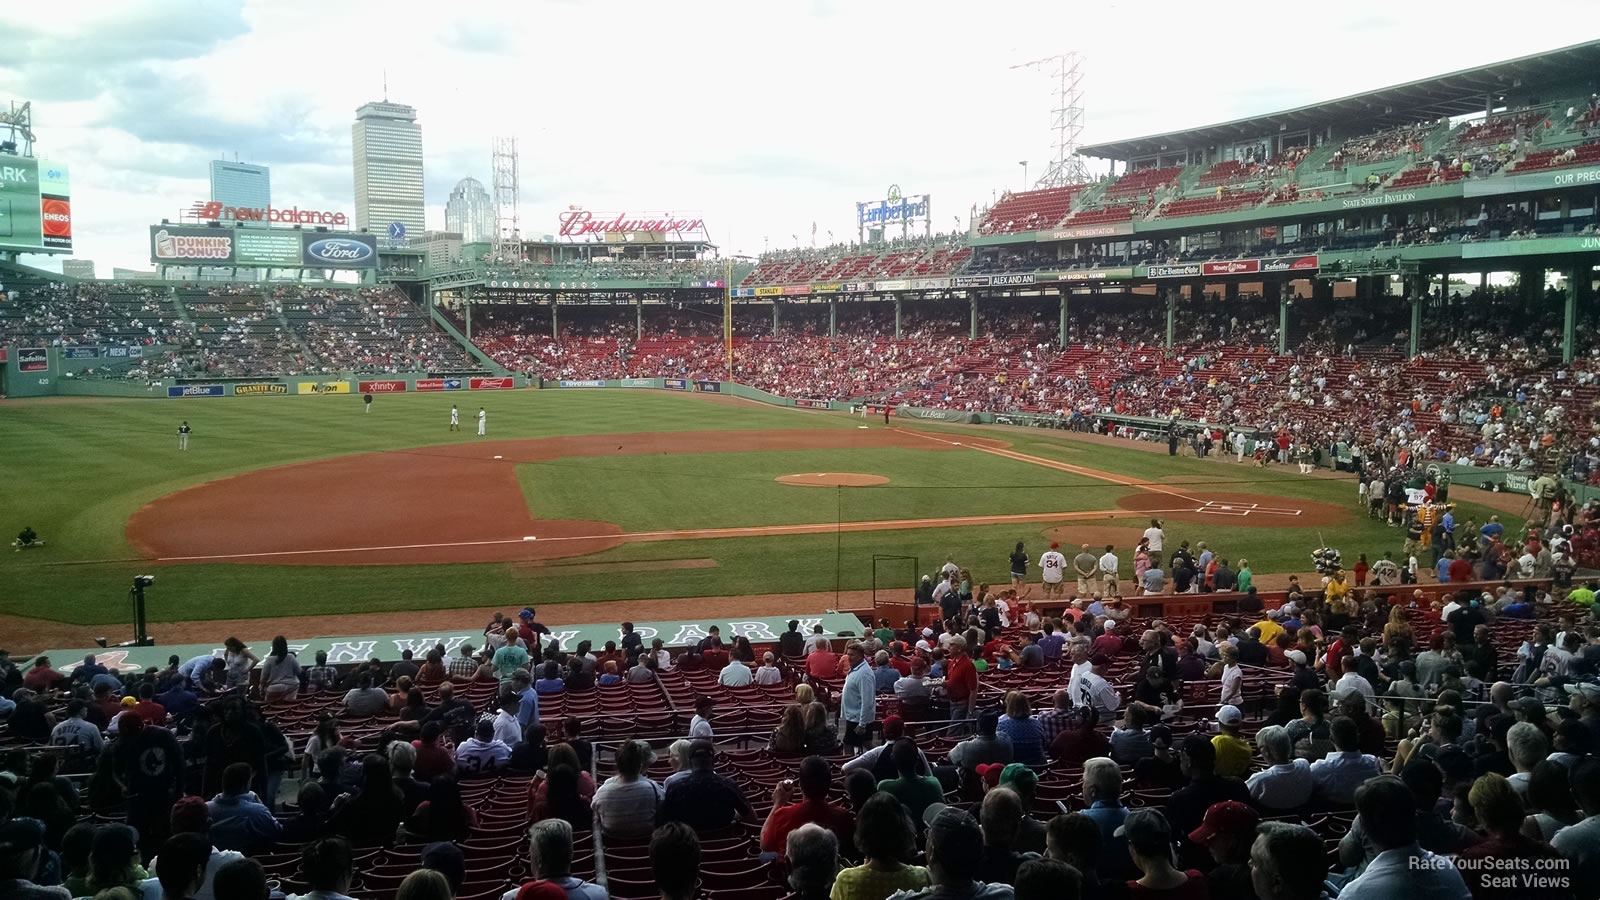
[152,227,234,262]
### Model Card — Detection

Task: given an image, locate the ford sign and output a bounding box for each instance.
[304,237,376,267]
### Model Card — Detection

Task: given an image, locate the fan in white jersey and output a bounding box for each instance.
[1038,542,1068,597]
[454,719,511,773]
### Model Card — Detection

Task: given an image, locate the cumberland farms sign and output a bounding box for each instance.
[33,613,870,671]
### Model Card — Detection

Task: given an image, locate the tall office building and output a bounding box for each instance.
[444,177,495,245]
[352,101,424,235]
[209,159,271,210]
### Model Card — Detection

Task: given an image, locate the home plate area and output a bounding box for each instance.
[1193,499,1302,518]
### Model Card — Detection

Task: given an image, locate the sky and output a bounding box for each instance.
[1,0,1596,273]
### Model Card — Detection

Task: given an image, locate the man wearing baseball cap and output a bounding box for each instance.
[0,817,67,900]
[1188,800,1259,893]
[900,806,1012,900]
[1117,808,1206,894]
[516,608,550,648]
[1077,653,1123,717]
[1166,734,1251,851]
[1212,705,1253,779]
[1039,542,1067,598]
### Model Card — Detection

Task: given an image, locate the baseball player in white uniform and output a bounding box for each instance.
[450,405,460,431]
[477,407,486,436]
[1039,542,1067,597]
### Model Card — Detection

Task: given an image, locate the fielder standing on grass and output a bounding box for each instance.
[477,407,486,436]
[363,391,373,414]
[177,421,191,451]
[450,405,460,431]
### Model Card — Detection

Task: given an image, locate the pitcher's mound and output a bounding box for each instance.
[776,472,890,487]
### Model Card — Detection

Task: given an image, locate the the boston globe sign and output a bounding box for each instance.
[149,225,377,269]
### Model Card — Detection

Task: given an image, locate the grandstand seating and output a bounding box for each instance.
[1512,140,1600,173]
[1101,166,1182,201]
[976,185,1086,235]
[1155,189,1267,219]
[0,588,1573,900]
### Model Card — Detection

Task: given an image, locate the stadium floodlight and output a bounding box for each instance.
[1009,53,1089,186]
[0,100,35,156]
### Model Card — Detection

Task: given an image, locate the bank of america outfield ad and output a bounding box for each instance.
[0,157,72,253]
[150,225,377,268]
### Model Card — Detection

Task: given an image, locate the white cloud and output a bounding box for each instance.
[0,0,1591,271]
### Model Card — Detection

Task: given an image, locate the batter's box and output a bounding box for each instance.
[1196,501,1302,518]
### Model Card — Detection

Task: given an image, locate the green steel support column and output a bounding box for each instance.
[1565,268,1578,365]
[1165,289,1176,350]
[635,297,643,341]
[894,296,902,340]
[1278,295,1288,356]
[1059,290,1068,350]
[551,302,558,341]
[829,298,837,338]
[970,293,978,340]
[464,292,472,343]
[1409,296,1421,359]
[771,300,780,337]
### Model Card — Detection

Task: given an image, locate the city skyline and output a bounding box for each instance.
[445,176,495,245]
[208,158,270,211]
[2,1,1596,271]
[352,100,425,237]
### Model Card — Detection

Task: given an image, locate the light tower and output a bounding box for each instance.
[0,100,37,156]
[1009,52,1088,187]
[491,137,520,262]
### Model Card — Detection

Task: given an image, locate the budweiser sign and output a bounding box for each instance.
[557,210,706,238]
[190,201,348,226]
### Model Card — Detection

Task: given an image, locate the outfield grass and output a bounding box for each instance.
[0,390,1517,625]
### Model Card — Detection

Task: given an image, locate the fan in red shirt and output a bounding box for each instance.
[132,683,167,725]
[759,756,855,855]
[945,641,979,720]
[887,644,913,677]
[22,657,66,692]
[805,646,838,679]
[1447,555,1474,582]
[1093,626,1125,658]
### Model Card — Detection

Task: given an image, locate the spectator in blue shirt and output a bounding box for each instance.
[207,763,282,852]
[1080,757,1132,879]
[1481,516,1504,546]
[839,645,877,750]
[509,670,539,727]
[995,691,1046,764]
[873,651,899,693]
[156,679,200,723]
[72,654,108,686]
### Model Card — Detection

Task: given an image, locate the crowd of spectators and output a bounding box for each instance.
[5,499,1600,900]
